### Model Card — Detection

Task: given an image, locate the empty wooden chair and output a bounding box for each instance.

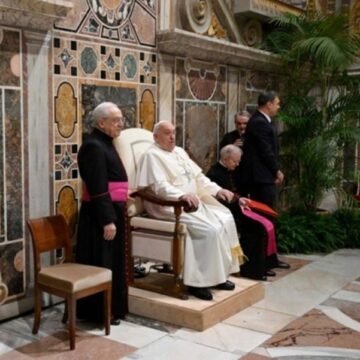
[27,214,112,350]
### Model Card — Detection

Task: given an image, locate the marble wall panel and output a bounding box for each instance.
[185,102,218,173]
[101,46,121,81]
[5,89,22,241]
[122,52,139,82]
[54,144,78,182]
[139,52,157,85]
[212,66,227,102]
[81,83,137,134]
[0,29,20,87]
[54,0,89,32]
[0,89,3,243]
[175,58,191,99]
[79,43,100,78]
[218,103,226,153]
[176,101,184,148]
[139,88,156,130]
[0,242,24,299]
[130,2,156,47]
[53,37,78,77]
[55,183,78,238]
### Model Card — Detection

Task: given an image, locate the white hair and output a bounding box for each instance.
[220,144,242,161]
[90,102,119,129]
[153,120,173,135]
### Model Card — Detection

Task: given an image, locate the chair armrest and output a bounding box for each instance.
[131,189,197,213]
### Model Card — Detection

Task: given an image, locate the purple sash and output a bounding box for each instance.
[241,207,278,256]
[82,181,128,202]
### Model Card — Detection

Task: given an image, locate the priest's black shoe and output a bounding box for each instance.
[110,318,121,326]
[266,270,276,277]
[215,280,235,290]
[188,286,213,300]
[275,261,290,269]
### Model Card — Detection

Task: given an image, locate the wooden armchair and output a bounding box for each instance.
[27,215,112,350]
[113,128,190,299]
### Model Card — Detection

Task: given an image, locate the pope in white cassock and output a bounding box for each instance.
[136,121,245,301]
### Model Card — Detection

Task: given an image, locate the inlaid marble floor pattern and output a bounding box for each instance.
[0,249,360,360]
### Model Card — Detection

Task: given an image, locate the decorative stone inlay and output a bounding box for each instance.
[140,89,155,130]
[59,151,73,170]
[81,46,98,74]
[88,0,135,27]
[59,48,73,67]
[56,185,78,238]
[122,53,137,79]
[105,53,115,68]
[143,61,152,76]
[55,82,77,138]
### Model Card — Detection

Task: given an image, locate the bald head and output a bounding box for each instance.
[153,121,176,151]
[220,145,242,171]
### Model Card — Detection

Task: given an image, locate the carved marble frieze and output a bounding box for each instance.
[0,0,73,31]
[158,29,282,73]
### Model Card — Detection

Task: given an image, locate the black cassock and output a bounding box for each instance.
[207,162,266,279]
[76,128,128,320]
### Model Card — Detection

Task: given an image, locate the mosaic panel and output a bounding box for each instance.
[139,51,156,85]
[5,89,22,241]
[54,144,78,181]
[101,45,121,81]
[139,89,155,130]
[130,1,156,46]
[55,82,77,139]
[0,242,24,298]
[55,184,78,238]
[0,89,3,243]
[81,83,137,133]
[0,29,20,87]
[53,37,78,77]
[54,0,157,47]
[80,45,99,77]
[175,58,191,99]
[185,102,218,173]
[122,52,138,81]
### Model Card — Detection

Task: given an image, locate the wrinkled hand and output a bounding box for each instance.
[180,193,200,208]
[216,189,234,203]
[239,197,251,210]
[275,170,284,185]
[103,222,116,241]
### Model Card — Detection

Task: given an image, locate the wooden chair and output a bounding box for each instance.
[113,128,190,299]
[27,215,112,350]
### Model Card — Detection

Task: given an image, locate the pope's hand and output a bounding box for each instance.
[103,222,116,241]
[180,194,200,208]
[216,189,234,202]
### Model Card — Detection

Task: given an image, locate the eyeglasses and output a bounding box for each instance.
[107,117,124,125]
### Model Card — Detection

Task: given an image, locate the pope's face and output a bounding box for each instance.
[98,106,124,139]
[154,122,176,151]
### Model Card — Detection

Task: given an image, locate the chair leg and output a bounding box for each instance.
[104,284,111,335]
[68,297,76,350]
[32,287,41,334]
[62,301,68,324]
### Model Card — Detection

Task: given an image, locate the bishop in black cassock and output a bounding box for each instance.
[76,103,128,323]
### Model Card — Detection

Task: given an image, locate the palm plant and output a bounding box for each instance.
[264,12,360,211]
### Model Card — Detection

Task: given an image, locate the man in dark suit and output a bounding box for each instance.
[220,111,250,150]
[238,91,289,270]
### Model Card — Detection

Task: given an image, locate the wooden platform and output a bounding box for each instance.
[129,275,264,331]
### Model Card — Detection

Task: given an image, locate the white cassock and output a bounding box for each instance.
[136,143,244,287]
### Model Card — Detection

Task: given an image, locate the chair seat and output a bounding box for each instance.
[131,216,187,234]
[38,263,112,293]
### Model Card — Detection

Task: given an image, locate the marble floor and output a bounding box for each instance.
[0,249,360,359]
